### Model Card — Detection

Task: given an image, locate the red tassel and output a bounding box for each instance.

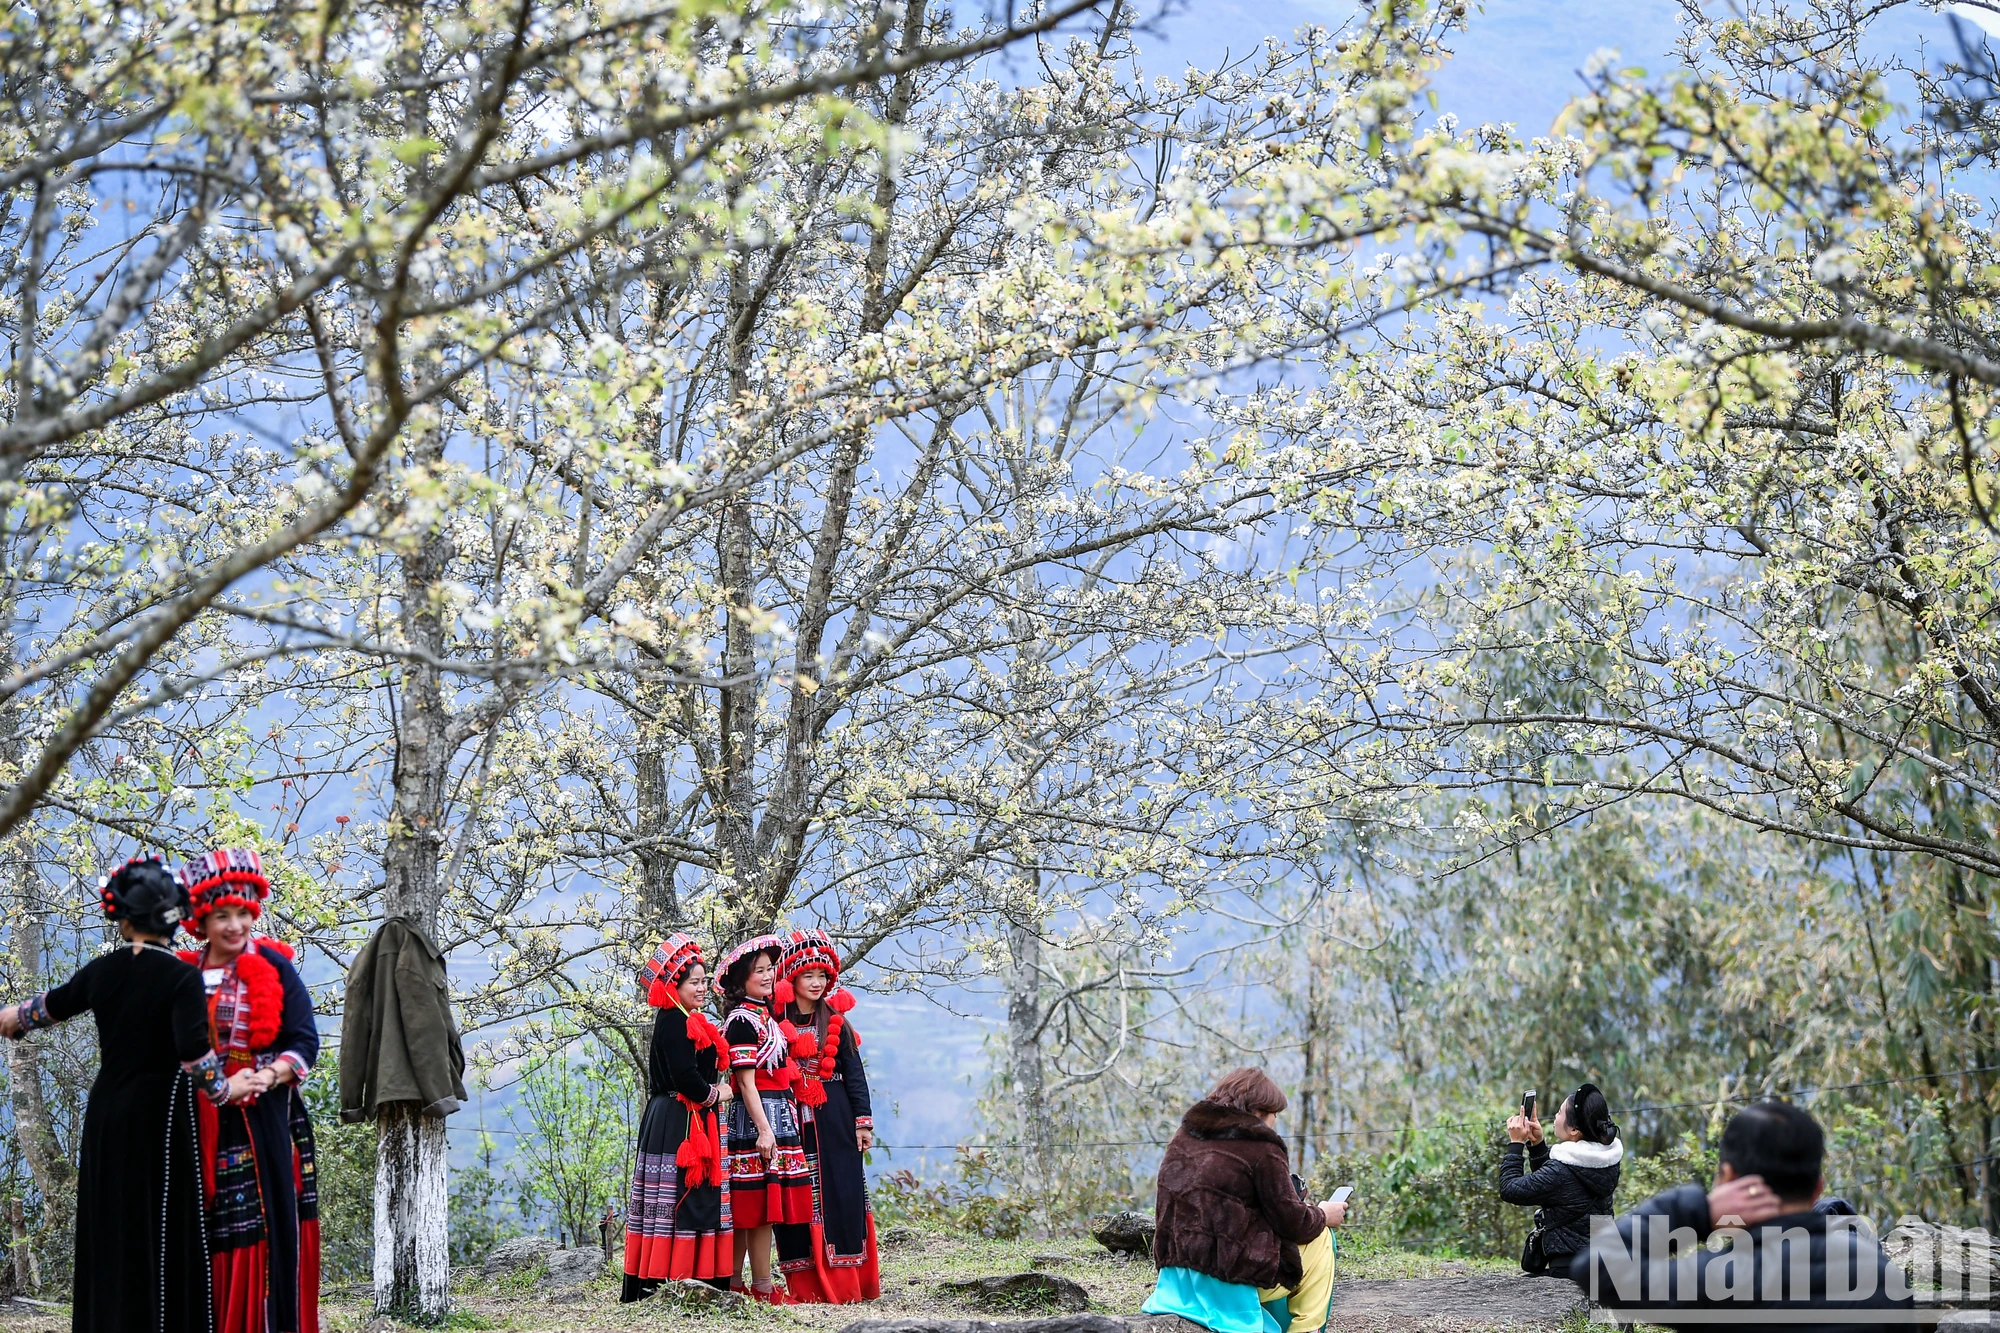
[675,1099,722,1187]
[686,1011,723,1052]
[647,978,673,1008]
[798,1076,828,1108]
[827,987,855,1014]
[773,978,794,1007]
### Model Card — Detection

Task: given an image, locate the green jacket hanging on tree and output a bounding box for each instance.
[339,917,468,1122]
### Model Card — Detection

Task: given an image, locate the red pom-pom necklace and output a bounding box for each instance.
[788,986,852,1108]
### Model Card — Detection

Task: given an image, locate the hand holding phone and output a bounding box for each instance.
[1330,1185,1354,1205]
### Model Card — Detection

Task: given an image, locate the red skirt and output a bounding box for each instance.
[196,1095,320,1333]
[726,1092,814,1228]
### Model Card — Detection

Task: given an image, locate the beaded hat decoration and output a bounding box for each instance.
[713,933,783,997]
[773,927,844,1007]
[642,933,704,1008]
[176,847,270,936]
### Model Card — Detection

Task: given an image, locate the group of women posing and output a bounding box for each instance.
[620,928,879,1306]
[0,851,321,1333]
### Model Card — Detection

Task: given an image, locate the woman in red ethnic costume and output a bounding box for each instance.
[717,935,814,1304]
[620,933,736,1302]
[773,928,881,1304]
[177,848,323,1333]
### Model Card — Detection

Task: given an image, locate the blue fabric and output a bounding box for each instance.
[1143,1267,1283,1333]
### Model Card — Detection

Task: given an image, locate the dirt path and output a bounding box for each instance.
[1326,1274,1587,1331]
[836,1273,1593,1333]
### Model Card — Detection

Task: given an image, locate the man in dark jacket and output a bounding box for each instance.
[1566,1102,1919,1332]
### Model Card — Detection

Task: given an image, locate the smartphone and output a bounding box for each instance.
[1330,1184,1355,1205]
[1522,1089,1536,1120]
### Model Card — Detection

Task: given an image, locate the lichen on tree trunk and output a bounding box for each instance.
[373,1101,449,1322]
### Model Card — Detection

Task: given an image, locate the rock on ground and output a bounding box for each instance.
[940,1272,1093,1313]
[1886,1220,2000,1304]
[536,1247,606,1289]
[1090,1212,1156,1256]
[655,1278,749,1310]
[1327,1274,1586,1331]
[480,1235,559,1278]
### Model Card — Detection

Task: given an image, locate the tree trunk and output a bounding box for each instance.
[373,1101,450,1322]
[1298,944,1320,1173]
[6,899,72,1283]
[1006,912,1052,1218]
[633,709,682,927]
[375,427,455,1318]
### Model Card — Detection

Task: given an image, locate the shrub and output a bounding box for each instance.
[871,1149,1033,1239]
[1311,1125,1717,1261]
[300,1051,376,1283]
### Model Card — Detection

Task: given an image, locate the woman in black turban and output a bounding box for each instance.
[0,856,249,1332]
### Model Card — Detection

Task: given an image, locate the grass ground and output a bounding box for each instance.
[0,1229,1530,1333]
[324,1229,1519,1333]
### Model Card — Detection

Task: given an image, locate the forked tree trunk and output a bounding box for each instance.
[373,1102,449,1320]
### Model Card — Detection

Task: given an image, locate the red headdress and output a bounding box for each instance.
[176,847,270,939]
[641,933,705,1008]
[775,928,854,1108]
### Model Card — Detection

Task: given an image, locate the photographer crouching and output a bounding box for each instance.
[1500,1083,1624,1276]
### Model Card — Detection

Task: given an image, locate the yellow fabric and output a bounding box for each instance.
[1256,1229,1335,1333]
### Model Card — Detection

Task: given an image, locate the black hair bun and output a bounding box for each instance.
[101,856,187,933]
[1571,1082,1619,1145]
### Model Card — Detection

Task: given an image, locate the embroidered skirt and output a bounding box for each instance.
[622,1093,733,1299]
[727,1090,814,1229]
[778,1078,880,1302]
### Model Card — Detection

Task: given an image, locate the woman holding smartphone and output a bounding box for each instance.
[1502,1082,1624,1275]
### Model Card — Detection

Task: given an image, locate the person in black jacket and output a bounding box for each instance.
[1564,1102,1915,1333]
[1501,1082,1624,1275]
